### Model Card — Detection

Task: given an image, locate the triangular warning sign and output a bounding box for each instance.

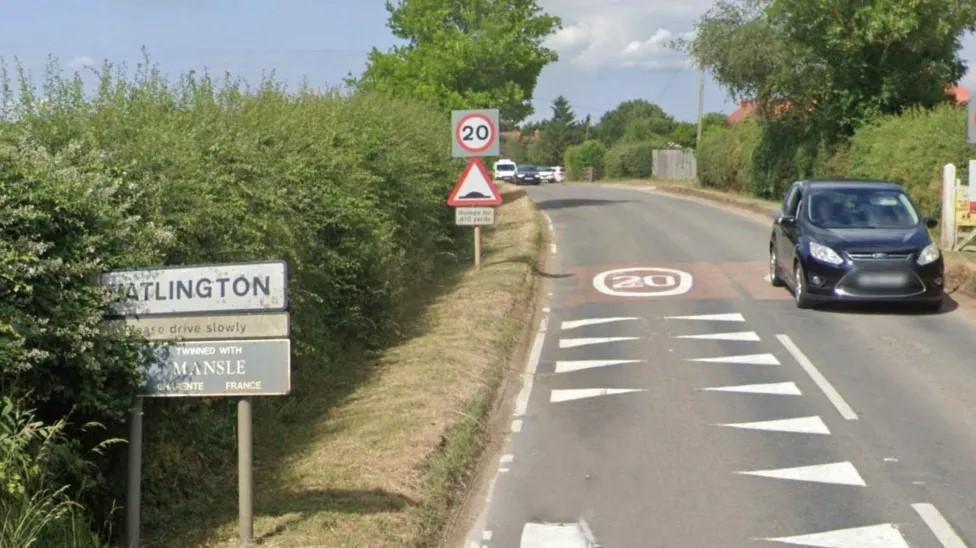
[448,158,503,207]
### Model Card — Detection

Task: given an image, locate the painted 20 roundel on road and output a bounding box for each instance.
[592,267,694,297]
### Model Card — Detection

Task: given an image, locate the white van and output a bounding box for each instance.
[493,159,517,182]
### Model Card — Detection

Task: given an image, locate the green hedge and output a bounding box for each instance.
[697,104,968,213]
[0,63,458,541]
[845,103,970,216]
[697,118,761,193]
[564,139,607,180]
[604,141,658,179]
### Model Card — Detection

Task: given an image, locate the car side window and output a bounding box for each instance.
[784,185,802,216]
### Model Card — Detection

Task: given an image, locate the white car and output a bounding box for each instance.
[538,166,555,183]
[551,166,565,183]
[493,160,517,182]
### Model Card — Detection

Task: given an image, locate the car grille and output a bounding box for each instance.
[835,271,925,297]
[846,251,913,262]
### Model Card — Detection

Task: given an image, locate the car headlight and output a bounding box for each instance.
[809,241,844,265]
[917,243,940,266]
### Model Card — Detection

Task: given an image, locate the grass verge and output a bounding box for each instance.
[163,186,540,547]
[599,179,976,298]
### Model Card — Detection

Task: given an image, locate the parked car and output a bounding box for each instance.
[493,159,517,182]
[769,180,944,310]
[515,165,541,185]
[538,166,555,183]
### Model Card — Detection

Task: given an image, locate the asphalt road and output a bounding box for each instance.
[464,183,976,548]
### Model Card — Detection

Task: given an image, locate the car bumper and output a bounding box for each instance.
[802,258,944,304]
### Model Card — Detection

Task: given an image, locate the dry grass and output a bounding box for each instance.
[172,186,540,547]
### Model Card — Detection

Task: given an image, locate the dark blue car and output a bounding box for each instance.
[769,180,944,310]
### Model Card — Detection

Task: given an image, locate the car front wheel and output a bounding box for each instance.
[793,261,813,309]
[769,245,785,287]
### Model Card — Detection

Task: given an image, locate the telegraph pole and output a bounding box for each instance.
[695,67,705,148]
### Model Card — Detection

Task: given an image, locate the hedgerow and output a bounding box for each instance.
[0,58,457,542]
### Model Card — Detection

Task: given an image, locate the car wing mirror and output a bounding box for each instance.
[924,217,938,229]
[777,215,797,227]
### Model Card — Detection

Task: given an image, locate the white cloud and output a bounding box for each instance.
[540,0,709,70]
[69,56,95,69]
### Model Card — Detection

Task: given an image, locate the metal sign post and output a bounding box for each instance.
[126,397,143,548]
[238,397,254,545]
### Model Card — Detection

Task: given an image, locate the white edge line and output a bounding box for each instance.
[514,318,546,417]
[912,503,968,548]
[777,334,859,421]
[550,243,558,254]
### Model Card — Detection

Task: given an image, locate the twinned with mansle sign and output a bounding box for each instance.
[146,339,290,397]
[102,260,291,397]
[101,261,287,316]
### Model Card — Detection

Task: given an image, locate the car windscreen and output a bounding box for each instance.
[519,166,537,173]
[807,188,919,229]
[496,163,515,171]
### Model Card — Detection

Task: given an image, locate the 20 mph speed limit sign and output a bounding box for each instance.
[452,109,500,157]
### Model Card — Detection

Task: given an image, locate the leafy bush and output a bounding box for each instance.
[845,103,970,216]
[564,139,607,180]
[604,141,658,179]
[697,118,761,193]
[0,397,107,548]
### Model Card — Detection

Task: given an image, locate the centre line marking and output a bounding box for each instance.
[777,334,858,421]
[912,503,968,548]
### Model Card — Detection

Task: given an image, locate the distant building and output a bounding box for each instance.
[727,84,971,125]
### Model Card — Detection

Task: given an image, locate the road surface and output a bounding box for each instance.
[465,183,976,548]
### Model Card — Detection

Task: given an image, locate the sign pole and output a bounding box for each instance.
[474,227,481,269]
[239,397,254,545]
[126,397,143,548]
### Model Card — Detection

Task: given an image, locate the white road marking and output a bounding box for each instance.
[511,419,523,432]
[704,382,802,395]
[520,522,597,548]
[666,313,746,322]
[513,312,548,417]
[561,317,639,330]
[592,267,694,297]
[499,468,510,473]
[550,243,558,254]
[554,359,642,373]
[912,503,968,548]
[500,454,514,465]
[777,334,859,421]
[719,416,830,435]
[550,388,646,403]
[739,461,865,486]
[762,523,909,547]
[559,337,639,349]
[483,530,493,541]
[689,353,780,366]
[675,331,760,341]
[883,457,899,463]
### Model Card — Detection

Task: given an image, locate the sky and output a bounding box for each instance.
[0,1,974,124]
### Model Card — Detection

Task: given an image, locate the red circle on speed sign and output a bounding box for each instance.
[455,113,498,154]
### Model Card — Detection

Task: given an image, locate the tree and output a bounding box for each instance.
[356,0,561,125]
[530,95,584,165]
[596,100,675,145]
[689,0,976,135]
